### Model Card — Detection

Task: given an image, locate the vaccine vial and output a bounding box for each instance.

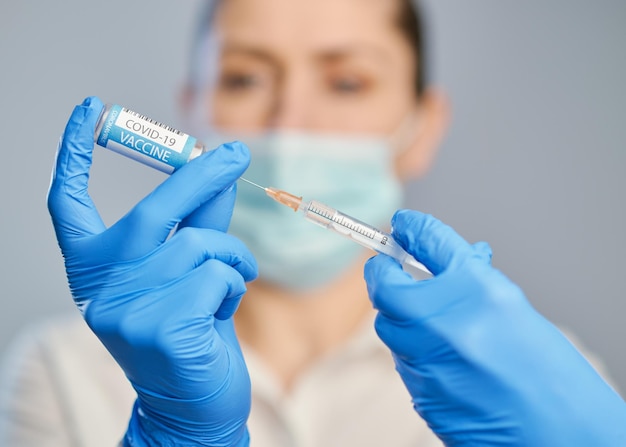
[94,104,207,174]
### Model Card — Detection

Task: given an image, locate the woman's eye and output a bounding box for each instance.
[220,73,260,91]
[330,76,366,94]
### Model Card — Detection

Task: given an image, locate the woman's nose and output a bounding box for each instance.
[266,69,314,130]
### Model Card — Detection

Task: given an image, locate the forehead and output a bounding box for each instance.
[212,0,406,55]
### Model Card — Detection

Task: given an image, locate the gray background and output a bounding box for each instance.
[1,1,624,395]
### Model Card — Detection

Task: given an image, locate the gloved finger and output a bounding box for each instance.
[472,241,493,265]
[366,253,470,321]
[214,290,245,321]
[47,96,106,246]
[92,259,248,337]
[106,141,250,259]
[373,313,439,361]
[178,182,237,232]
[134,228,258,287]
[190,259,248,320]
[365,254,423,320]
[214,319,245,358]
[84,261,247,377]
[391,210,476,275]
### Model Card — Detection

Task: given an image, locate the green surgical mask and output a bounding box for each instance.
[220,130,404,291]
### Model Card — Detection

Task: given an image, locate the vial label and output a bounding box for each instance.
[96,105,196,173]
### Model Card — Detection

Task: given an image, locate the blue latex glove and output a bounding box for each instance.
[48,97,258,447]
[365,210,626,446]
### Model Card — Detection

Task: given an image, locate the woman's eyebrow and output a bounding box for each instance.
[221,42,390,65]
[221,44,279,65]
[315,45,391,64]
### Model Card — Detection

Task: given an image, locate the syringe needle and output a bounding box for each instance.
[239,177,266,191]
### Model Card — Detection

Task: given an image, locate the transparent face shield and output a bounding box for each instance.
[180,28,431,284]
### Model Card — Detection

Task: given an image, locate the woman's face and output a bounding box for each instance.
[201,0,419,135]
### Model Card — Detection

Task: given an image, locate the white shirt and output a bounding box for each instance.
[0,313,443,447]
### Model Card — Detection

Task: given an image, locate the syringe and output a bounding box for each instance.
[239,178,432,280]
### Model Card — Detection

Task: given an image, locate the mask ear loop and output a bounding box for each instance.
[387,108,424,155]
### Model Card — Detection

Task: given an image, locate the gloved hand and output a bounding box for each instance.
[365,210,626,446]
[47,97,258,447]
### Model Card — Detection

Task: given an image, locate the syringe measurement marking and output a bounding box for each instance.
[308,204,377,239]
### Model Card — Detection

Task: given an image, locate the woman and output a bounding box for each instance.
[189,1,448,445]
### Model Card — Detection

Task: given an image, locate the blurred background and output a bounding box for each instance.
[1,0,624,393]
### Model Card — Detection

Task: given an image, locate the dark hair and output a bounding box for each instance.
[396,0,428,97]
[190,0,427,97]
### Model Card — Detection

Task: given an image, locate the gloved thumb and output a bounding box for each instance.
[391,210,479,275]
[178,182,237,232]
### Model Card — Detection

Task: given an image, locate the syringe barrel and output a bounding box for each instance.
[302,200,431,278]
